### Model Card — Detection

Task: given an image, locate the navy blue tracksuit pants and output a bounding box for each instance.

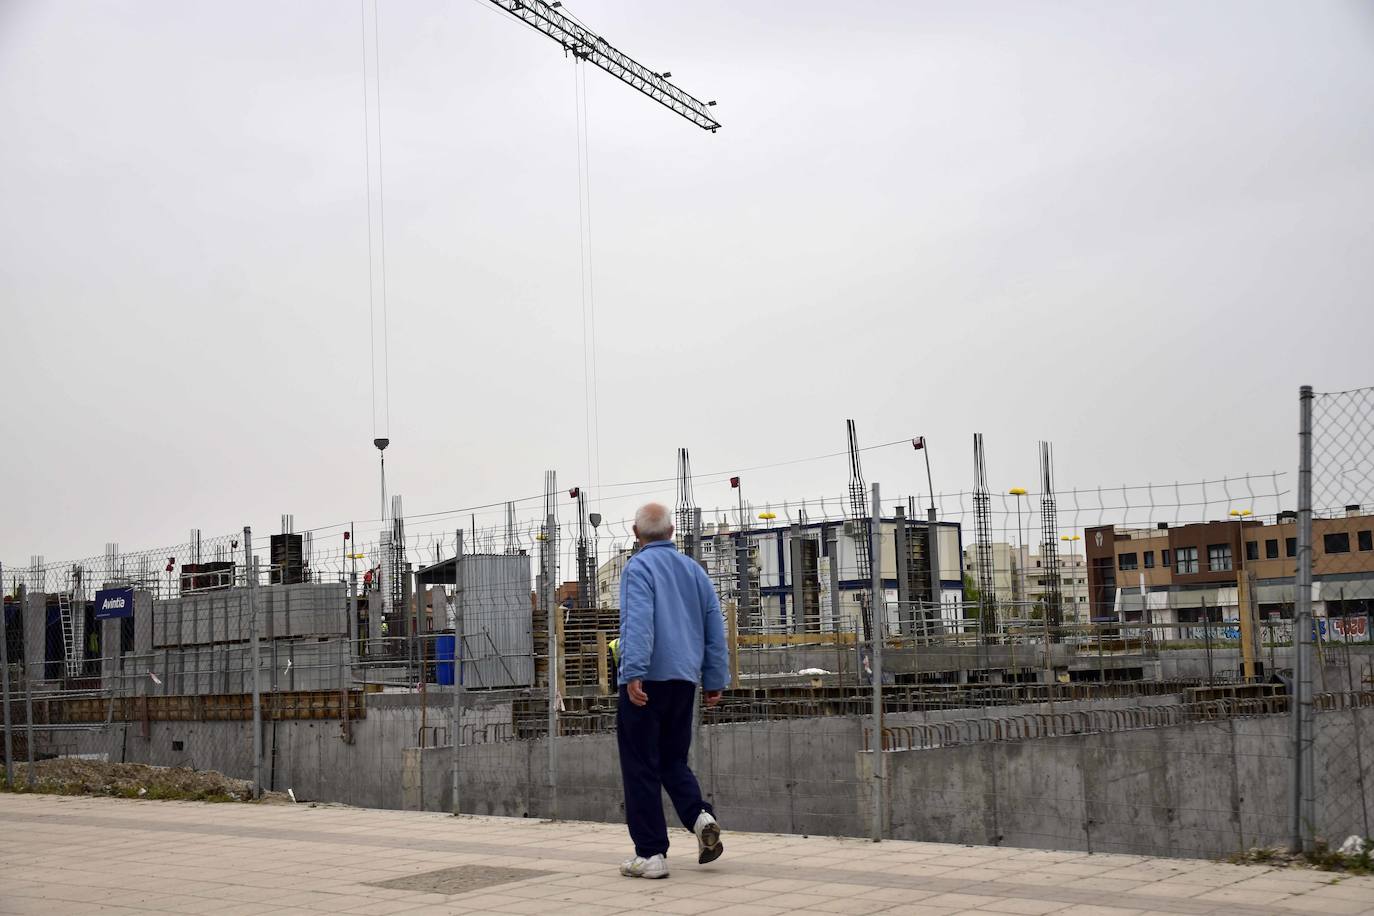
[616,679,713,859]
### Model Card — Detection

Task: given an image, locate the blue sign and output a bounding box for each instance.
[94,587,134,619]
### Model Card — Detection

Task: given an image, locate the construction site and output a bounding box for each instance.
[3,403,1372,863]
[2,1,1372,882]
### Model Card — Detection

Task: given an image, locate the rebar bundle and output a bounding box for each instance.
[1039,441,1063,637]
[972,434,995,638]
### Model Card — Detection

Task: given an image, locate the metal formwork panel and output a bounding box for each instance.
[461,554,534,689]
[197,645,211,694]
[224,645,243,694]
[285,583,347,638]
[192,595,212,645]
[152,600,172,648]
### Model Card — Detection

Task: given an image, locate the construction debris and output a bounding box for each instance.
[3,759,289,803]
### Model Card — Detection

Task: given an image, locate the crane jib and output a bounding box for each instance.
[488,0,722,133]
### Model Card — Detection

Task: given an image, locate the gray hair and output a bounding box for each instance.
[634,502,674,541]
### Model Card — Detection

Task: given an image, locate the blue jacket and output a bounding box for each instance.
[618,539,729,690]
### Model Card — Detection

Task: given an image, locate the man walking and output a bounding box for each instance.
[616,502,728,879]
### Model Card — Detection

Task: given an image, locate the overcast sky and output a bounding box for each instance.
[2,0,1372,564]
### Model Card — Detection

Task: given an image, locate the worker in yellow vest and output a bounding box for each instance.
[608,637,621,684]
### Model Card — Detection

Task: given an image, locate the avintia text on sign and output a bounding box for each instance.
[94,586,134,619]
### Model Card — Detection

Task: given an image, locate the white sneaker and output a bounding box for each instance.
[693,811,723,865]
[620,854,669,879]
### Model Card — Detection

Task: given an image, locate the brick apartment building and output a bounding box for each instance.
[1084,506,1374,638]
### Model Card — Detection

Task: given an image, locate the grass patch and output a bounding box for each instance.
[1230,839,1374,876]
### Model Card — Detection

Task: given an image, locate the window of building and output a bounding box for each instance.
[1286,537,1296,557]
[1265,539,1279,559]
[1324,532,1350,554]
[1118,552,1138,571]
[1360,530,1373,552]
[1143,550,1155,569]
[1175,547,1199,574]
[1207,544,1232,571]
[1162,549,1171,567]
[1245,541,1259,561]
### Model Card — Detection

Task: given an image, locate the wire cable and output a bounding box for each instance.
[372,0,393,438]
[574,61,594,507]
[360,0,378,439]
[581,61,603,510]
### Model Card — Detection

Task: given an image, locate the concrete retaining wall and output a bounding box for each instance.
[61,686,1370,861]
[865,706,1374,859]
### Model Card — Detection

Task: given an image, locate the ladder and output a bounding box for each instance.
[58,591,84,678]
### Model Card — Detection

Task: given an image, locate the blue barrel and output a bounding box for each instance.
[435,635,456,685]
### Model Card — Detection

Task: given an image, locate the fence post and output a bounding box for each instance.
[451,528,463,817]
[1292,385,1313,852]
[245,527,263,800]
[870,482,884,842]
[1,560,13,789]
[24,676,35,787]
[544,470,559,820]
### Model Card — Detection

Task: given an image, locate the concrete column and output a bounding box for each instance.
[367,589,384,656]
[826,527,841,633]
[927,512,942,636]
[22,592,46,681]
[101,617,121,693]
[133,592,153,695]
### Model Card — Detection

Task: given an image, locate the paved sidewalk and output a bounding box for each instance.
[1,794,1371,915]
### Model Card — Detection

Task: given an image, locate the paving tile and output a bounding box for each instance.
[1057,877,1147,893]
[697,886,778,904]
[679,906,787,916]
[808,882,886,898]
[800,895,905,914]
[751,876,824,892]
[1272,899,1371,915]
[642,897,727,915]
[1126,882,1211,900]
[1305,881,1374,903]
[976,900,1071,915]
[337,898,435,915]
[1193,885,1294,906]
[919,895,1002,910]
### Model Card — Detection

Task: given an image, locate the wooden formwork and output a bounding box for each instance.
[34,690,369,725]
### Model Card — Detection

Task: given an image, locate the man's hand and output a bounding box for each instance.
[627,679,649,707]
[704,690,723,708]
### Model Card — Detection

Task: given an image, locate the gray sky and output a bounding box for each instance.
[2,0,1373,564]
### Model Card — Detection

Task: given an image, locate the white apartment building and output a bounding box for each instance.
[963,542,1089,623]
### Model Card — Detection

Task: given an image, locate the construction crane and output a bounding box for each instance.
[485,0,721,132]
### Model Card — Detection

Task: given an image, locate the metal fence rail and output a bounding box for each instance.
[2,416,1372,858]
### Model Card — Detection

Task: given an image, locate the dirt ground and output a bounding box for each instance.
[3,759,290,803]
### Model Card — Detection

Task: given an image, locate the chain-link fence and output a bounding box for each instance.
[1297,385,1374,852]
[3,424,1372,861]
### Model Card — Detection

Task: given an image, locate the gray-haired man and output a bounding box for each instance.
[615,502,729,879]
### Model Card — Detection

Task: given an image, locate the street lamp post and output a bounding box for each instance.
[1009,488,1028,617]
[913,437,940,635]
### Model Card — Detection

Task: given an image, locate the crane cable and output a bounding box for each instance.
[360,0,392,442]
[574,60,603,509]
